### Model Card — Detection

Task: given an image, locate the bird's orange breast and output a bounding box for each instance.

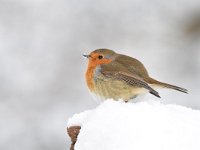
[85,57,113,92]
[86,66,95,91]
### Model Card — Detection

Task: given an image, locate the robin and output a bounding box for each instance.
[83,48,188,102]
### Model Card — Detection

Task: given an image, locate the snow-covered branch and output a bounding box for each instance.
[67,100,200,150]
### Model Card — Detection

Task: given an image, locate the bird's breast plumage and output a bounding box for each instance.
[85,65,103,91]
[85,66,95,92]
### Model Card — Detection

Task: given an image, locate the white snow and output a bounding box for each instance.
[67,100,200,150]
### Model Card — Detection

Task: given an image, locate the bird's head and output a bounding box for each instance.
[83,49,116,67]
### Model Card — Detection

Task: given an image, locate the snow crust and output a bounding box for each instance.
[67,100,200,150]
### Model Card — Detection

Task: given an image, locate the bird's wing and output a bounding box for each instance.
[114,54,150,78]
[101,70,160,98]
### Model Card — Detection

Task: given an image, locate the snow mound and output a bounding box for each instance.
[67,100,200,150]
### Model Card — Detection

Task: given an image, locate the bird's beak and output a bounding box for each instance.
[83,54,91,58]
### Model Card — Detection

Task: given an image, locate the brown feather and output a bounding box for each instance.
[145,78,188,93]
[101,71,160,98]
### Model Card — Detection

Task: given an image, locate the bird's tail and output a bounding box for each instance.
[145,78,188,93]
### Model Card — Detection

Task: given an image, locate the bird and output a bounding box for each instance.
[83,48,188,102]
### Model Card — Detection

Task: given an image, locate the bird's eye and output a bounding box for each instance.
[98,55,103,59]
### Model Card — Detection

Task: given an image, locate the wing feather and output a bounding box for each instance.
[115,55,149,78]
[101,71,160,98]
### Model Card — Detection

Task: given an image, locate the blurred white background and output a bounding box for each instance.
[0,0,200,149]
